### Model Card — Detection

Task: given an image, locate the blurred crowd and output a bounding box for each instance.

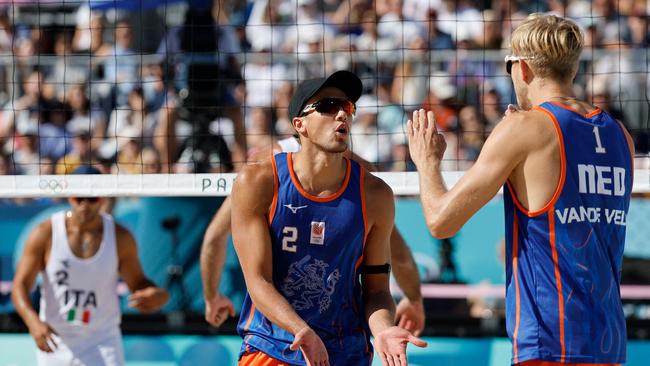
[0,0,648,177]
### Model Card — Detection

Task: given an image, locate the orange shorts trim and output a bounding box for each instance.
[518,361,620,366]
[239,351,291,366]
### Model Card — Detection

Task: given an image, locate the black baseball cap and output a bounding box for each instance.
[288,70,363,120]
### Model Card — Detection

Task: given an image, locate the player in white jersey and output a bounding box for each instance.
[12,166,169,366]
[200,136,426,335]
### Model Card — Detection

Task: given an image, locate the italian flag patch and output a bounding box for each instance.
[66,308,91,324]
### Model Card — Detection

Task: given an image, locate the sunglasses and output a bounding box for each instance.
[301,98,356,117]
[72,197,100,204]
[504,55,535,75]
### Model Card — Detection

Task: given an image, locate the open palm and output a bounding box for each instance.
[374,326,427,366]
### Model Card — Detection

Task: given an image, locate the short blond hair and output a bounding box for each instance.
[510,13,583,82]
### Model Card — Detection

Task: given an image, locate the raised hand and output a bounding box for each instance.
[28,319,59,353]
[395,297,425,336]
[407,109,447,169]
[128,286,169,313]
[204,293,236,327]
[374,326,428,366]
[290,327,329,366]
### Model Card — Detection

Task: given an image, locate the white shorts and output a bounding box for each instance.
[36,332,124,366]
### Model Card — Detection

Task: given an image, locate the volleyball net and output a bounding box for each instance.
[1,1,650,313]
[0,1,648,194]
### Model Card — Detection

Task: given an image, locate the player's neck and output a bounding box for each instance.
[291,150,347,196]
[529,79,576,106]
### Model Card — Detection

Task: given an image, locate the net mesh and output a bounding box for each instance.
[0,1,648,197]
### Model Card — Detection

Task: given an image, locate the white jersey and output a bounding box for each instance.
[40,211,121,350]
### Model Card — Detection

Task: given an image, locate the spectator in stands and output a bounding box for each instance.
[426,9,454,50]
[72,4,109,54]
[436,0,483,44]
[387,132,416,172]
[329,0,371,35]
[13,29,38,80]
[591,23,649,153]
[103,87,153,161]
[271,81,295,136]
[150,96,177,173]
[479,85,503,132]
[242,56,289,114]
[141,147,162,174]
[0,150,11,175]
[350,95,392,165]
[101,19,138,108]
[355,10,394,52]
[48,32,89,99]
[141,64,168,113]
[0,7,12,53]
[246,0,291,53]
[285,0,336,59]
[376,0,424,49]
[13,122,41,175]
[39,101,72,163]
[627,13,649,47]
[391,43,430,111]
[422,72,459,133]
[67,84,106,142]
[55,126,95,175]
[245,107,275,156]
[114,126,143,174]
[11,165,168,365]
[1,70,43,142]
[457,105,485,167]
[585,75,624,122]
[474,10,503,49]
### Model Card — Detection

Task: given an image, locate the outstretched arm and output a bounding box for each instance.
[231,163,328,365]
[200,196,235,327]
[390,228,425,336]
[116,226,169,313]
[362,173,427,365]
[345,141,425,335]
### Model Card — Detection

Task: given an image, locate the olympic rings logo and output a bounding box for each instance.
[38,178,69,193]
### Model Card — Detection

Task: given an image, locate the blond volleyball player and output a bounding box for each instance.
[408,14,633,366]
[12,166,169,366]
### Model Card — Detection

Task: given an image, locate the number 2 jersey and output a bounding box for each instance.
[504,102,633,364]
[40,211,121,349]
[237,152,373,365]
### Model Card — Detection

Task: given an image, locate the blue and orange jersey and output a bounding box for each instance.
[237,152,372,365]
[504,102,633,365]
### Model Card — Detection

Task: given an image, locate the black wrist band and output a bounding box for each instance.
[360,263,391,274]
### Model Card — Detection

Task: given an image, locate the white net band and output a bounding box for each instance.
[0,169,647,197]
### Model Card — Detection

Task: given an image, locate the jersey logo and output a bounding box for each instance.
[281,255,341,313]
[310,221,325,245]
[284,204,308,214]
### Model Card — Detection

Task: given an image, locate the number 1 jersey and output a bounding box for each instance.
[504,102,633,364]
